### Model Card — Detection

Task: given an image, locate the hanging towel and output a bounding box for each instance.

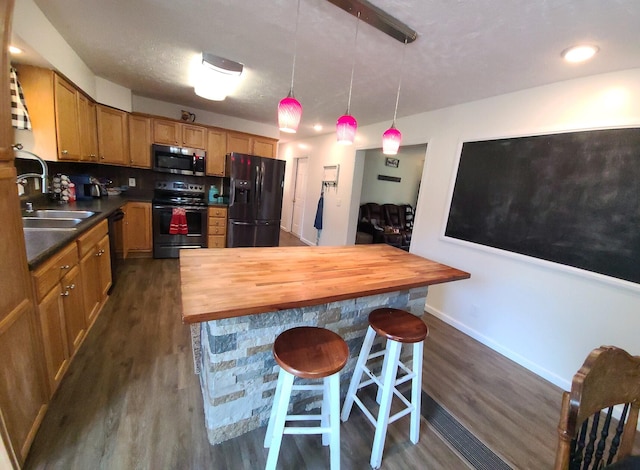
[169,208,188,235]
[314,192,324,230]
[10,68,31,130]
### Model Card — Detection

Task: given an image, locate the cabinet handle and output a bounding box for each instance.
[96,249,105,257]
[60,264,70,270]
[65,283,76,290]
[61,150,68,155]
[60,290,69,297]
[101,155,105,160]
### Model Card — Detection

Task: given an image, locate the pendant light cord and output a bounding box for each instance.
[289,0,302,94]
[392,38,408,124]
[346,11,361,114]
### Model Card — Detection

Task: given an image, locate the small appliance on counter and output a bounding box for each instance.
[84,177,107,198]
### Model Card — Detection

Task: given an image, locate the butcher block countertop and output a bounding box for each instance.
[179,244,470,323]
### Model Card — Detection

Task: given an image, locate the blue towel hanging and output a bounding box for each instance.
[314,192,324,230]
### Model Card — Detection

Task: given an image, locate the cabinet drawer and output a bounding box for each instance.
[208,207,227,218]
[32,243,78,303]
[208,217,226,228]
[208,225,226,236]
[77,219,108,257]
[208,235,226,248]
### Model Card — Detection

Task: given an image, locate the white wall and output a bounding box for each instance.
[360,145,425,207]
[279,68,640,390]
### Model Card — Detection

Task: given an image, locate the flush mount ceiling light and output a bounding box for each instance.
[194,52,243,101]
[562,45,599,63]
[336,12,361,145]
[278,0,303,134]
[9,45,22,54]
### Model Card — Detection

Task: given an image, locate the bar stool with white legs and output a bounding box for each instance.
[264,326,349,470]
[341,308,428,469]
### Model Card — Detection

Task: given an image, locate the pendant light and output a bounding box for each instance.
[278,0,303,133]
[382,39,408,155]
[336,12,361,145]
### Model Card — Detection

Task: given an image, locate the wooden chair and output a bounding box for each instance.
[554,346,640,470]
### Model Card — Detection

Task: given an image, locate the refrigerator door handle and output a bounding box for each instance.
[256,164,262,208]
[230,220,254,226]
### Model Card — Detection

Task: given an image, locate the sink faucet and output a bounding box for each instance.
[14,143,48,194]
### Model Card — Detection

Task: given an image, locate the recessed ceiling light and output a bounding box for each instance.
[313,124,323,132]
[9,45,22,54]
[561,45,599,63]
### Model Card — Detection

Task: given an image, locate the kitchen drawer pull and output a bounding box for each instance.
[60,290,69,297]
[60,264,70,270]
[61,150,68,155]
[66,283,76,290]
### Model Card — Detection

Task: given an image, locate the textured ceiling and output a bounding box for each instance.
[23,0,640,141]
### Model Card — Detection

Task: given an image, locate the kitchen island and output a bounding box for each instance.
[180,244,469,445]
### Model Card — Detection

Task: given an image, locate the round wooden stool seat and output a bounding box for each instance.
[369,308,428,343]
[273,327,349,379]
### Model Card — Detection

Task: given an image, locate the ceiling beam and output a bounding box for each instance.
[326,0,418,43]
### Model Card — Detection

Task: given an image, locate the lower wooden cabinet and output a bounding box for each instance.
[208,206,227,248]
[32,242,85,396]
[37,285,70,393]
[78,220,111,328]
[123,202,152,257]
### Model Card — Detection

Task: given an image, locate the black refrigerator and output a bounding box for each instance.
[227,152,286,247]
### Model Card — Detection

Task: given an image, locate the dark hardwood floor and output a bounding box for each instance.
[23,234,608,469]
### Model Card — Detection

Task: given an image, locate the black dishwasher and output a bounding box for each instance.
[107,208,125,293]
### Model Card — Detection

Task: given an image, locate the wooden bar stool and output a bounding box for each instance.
[341,308,428,469]
[264,326,349,470]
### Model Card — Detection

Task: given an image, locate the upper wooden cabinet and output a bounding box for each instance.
[227,131,277,158]
[153,119,206,149]
[206,128,227,176]
[128,114,152,168]
[97,105,129,166]
[252,136,278,158]
[15,65,105,163]
[78,94,98,162]
[53,75,81,160]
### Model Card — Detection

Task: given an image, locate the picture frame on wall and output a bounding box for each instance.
[385,157,399,168]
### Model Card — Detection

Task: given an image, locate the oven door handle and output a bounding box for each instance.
[153,204,207,212]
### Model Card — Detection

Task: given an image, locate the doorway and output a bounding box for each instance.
[290,157,308,237]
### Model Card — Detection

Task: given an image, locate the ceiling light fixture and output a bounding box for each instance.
[336,11,361,145]
[562,45,599,63]
[9,45,22,54]
[382,38,408,155]
[194,53,244,101]
[278,0,303,133]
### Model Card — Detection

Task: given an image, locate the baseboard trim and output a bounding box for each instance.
[425,305,571,391]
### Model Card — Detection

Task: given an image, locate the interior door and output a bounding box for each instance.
[291,157,307,237]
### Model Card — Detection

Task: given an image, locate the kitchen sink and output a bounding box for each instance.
[22,217,83,230]
[27,210,95,219]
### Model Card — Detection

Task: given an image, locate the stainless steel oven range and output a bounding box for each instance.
[152,181,207,258]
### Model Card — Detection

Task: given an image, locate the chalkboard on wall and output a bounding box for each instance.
[444,128,640,285]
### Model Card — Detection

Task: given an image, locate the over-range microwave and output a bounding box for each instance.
[152,144,206,176]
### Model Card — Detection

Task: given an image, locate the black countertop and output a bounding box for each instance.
[24,196,135,269]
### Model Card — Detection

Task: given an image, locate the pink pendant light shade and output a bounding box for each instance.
[382,124,402,155]
[336,114,357,145]
[278,91,302,133]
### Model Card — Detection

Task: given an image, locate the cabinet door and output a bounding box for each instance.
[97,235,112,299]
[61,266,86,354]
[80,250,100,327]
[227,131,251,154]
[53,75,81,161]
[97,105,129,165]
[125,202,152,252]
[37,287,69,396]
[252,136,278,158]
[78,94,98,162]
[128,115,152,168]
[206,128,227,176]
[182,124,206,149]
[153,119,180,146]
